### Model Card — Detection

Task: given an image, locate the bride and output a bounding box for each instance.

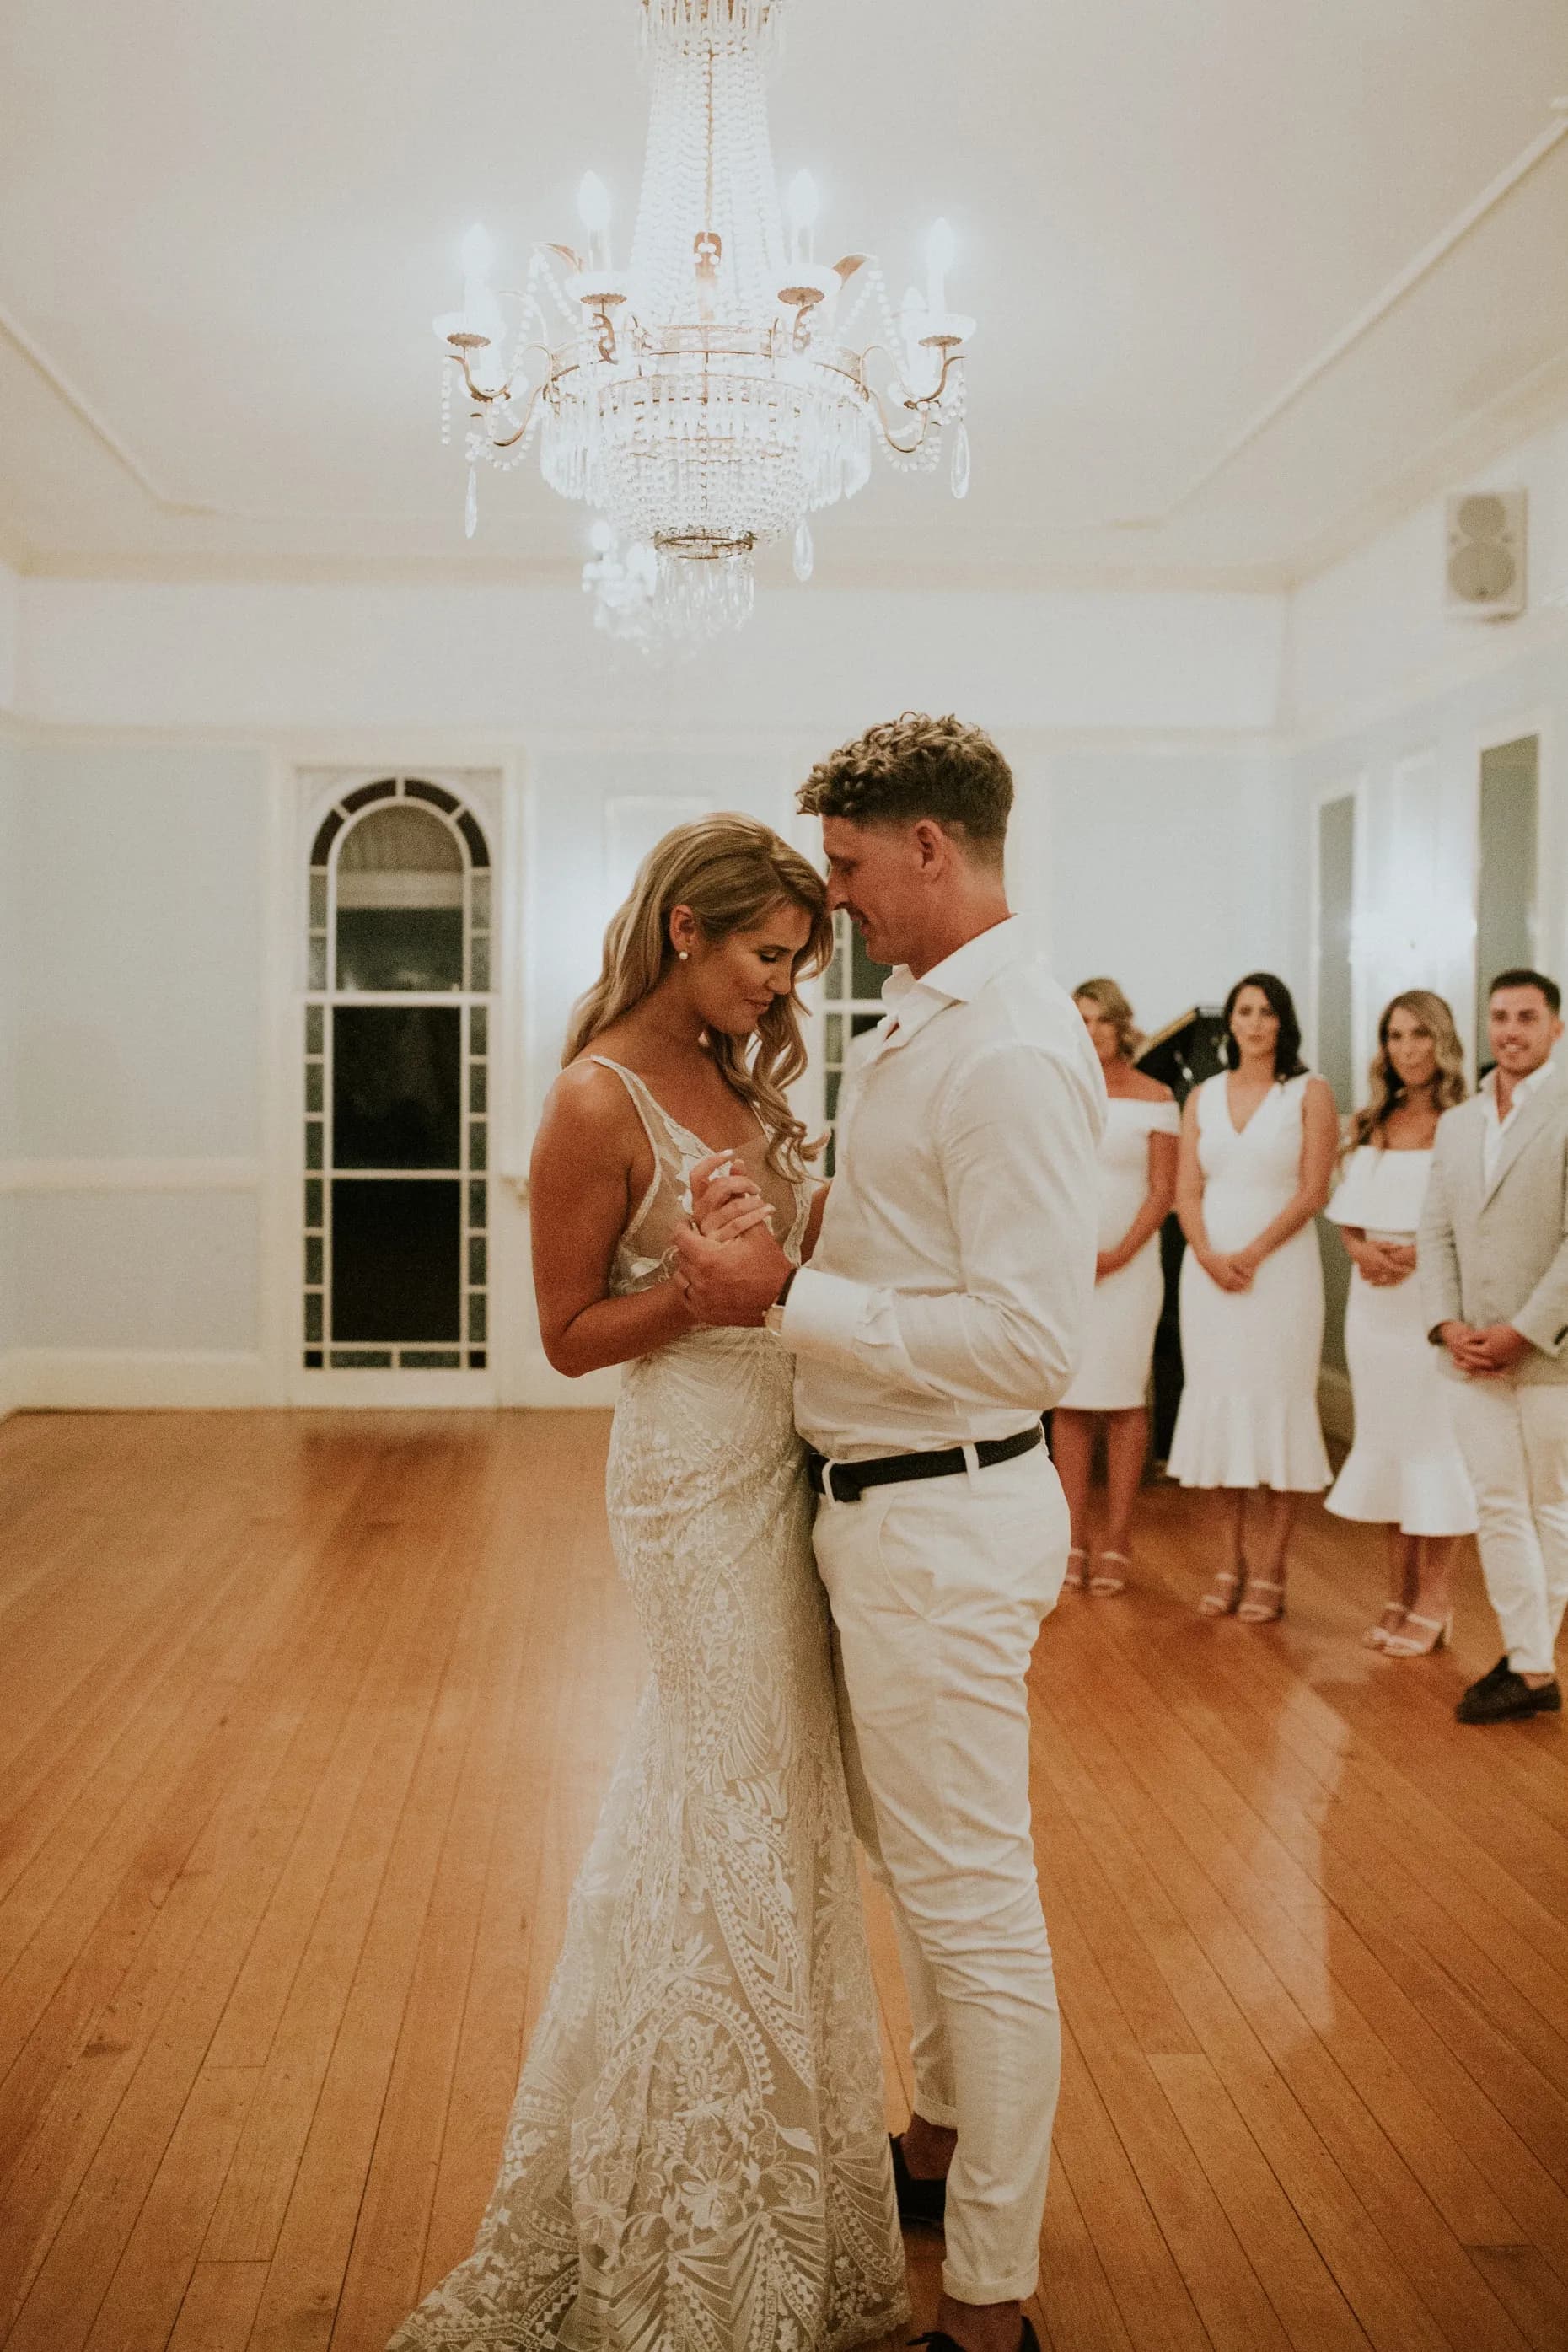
[389,815,908,2352]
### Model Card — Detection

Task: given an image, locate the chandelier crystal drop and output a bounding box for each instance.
[432,0,974,639]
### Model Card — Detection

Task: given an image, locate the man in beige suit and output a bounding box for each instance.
[1420,969,1568,1723]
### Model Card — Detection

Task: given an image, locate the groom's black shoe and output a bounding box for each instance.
[890,2134,947,2228]
[1456,1665,1562,1723]
[911,2321,1039,2352]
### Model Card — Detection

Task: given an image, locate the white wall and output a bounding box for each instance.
[14,582,1288,738]
[0,572,1294,1411]
[1282,415,1568,1081]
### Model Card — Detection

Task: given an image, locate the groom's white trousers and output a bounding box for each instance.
[813,1443,1068,2306]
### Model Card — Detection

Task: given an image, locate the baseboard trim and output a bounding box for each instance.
[7,1350,268,1410]
[3,1348,620,1413]
[1318,1366,1354,1446]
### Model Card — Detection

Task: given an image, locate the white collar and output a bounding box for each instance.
[1487,1058,1557,1122]
[878,915,1034,1046]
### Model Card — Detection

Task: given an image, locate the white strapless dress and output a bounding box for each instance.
[1324,1145,1477,1536]
[1058,1094,1180,1411]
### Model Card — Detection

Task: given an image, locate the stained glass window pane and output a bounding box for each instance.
[305,1348,324,1369]
[469,1121,488,1172]
[305,1234,323,1286]
[304,1177,323,1227]
[471,1006,488,1055]
[305,1120,323,1170]
[336,805,464,991]
[471,872,491,929]
[825,931,846,998]
[469,1292,487,1342]
[825,1071,841,1125]
[333,1007,461,1169]
[470,936,491,991]
[341,778,397,812]
[469,1179,486,1229]
[331,1179,462,1341]
[825,1014,843,1064]
[311,808,344,864]
[470,1350,487,1370]
[305,1064,324,1114]
[851,928,891,1001]
[458,811,490,867]
[469,1235,486,1286]
[331,1349,395,1367]
[309,873,327,926]
[470,1063,487,1114]
[405,779,459,814]
[308,937,328,991]
[306,1005,324,1055]
[305,1292,324,1342]
[403,1349,463,1369]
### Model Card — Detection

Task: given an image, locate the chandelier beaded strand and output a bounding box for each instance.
[432,0,973,641]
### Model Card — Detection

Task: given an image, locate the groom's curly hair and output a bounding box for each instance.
[797,712,1012,867]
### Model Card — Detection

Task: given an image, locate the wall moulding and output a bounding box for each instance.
[0,1158,263,1195]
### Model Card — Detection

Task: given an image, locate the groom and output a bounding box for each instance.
[674,713,1105,2352]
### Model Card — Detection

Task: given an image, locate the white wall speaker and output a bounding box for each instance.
[1445,489,1527,620]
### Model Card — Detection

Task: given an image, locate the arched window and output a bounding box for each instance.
[301,778,491,1372]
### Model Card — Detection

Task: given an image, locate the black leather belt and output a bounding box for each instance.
[806,1423,1042,1503]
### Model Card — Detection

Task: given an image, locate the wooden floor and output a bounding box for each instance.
[0,1413,1565,2352]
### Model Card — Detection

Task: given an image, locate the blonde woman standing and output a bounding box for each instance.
[389,817,908,2352]
[1326,992,1476,1653]
[1171,974,1337,1621]
[1053,980,1179,1592]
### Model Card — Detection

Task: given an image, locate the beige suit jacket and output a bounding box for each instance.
[1419,1060,1568,1383]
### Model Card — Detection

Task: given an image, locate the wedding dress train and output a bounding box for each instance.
[389,1060,908,2352]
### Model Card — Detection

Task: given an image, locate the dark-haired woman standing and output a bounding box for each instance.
[1169,974,1337,1619]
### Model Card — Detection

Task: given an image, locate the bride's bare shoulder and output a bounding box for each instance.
[535,1059,641,1157]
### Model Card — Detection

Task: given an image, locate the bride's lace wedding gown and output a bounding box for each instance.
[389,1059,908,2352]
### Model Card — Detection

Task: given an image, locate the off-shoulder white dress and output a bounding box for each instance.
[1058,1094,1180,1411]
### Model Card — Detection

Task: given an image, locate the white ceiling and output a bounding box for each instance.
[2,0,1566,590]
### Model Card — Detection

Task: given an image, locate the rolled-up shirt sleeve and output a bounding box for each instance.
[781,1038,1103,1414]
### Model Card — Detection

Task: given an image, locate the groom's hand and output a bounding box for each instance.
[674,1217,791,1327]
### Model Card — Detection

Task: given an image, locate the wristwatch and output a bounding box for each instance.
[763,1268,798,1337]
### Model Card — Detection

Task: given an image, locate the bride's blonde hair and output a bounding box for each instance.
[563,814,833,1178]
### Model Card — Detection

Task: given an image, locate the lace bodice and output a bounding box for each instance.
[588,1055,814,1298]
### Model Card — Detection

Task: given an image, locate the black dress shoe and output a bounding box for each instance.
[911,2320,1039,2352]
[890,2133,947,2227]
[1456,1667,1562,1723]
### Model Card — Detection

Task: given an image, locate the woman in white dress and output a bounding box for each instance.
[1325,991,1476,1654]
[1170,973,1337,1622]
[388,818,907,2352]
[1052,979,1179,1593]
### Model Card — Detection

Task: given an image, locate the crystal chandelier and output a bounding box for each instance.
[432,0,974,637]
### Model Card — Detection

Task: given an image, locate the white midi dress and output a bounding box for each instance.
[1058,1095,1181,1411]
[1168,1072,1330,1491]
[1323,1145,1478,1536]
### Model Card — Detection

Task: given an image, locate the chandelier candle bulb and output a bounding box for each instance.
[786,169,820,264]
[577,173,613,269]
[924,217,955,316]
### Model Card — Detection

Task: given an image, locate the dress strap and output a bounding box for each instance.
[586,1055,695,1160]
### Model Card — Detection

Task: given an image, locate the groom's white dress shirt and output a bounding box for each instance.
[781,915,1107,1459]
